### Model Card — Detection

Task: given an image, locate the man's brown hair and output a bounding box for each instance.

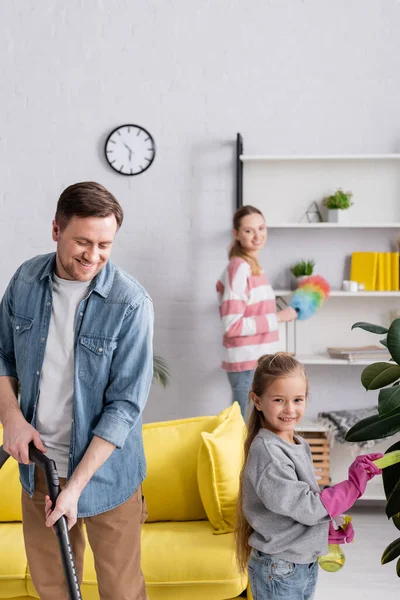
[55,182,124,230]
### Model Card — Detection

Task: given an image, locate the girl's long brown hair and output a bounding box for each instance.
[229,205,264,276]
[235,352,308,573]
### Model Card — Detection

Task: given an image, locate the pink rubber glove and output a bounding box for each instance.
[328,520,355,544]
[320,453,383,518]
[348,453,383,494]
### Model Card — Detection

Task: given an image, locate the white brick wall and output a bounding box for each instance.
[1,0,400,422]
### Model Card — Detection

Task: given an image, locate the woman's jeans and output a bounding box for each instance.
[226,370,254,419]
[248,549,318,600]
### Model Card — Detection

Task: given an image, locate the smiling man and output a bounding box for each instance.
[0,182,153,600]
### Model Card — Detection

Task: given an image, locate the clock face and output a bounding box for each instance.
[104,124,156,176]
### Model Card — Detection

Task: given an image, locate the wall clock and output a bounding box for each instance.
[104,124,156,176]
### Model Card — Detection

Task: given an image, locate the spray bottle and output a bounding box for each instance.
[318,515,352,572]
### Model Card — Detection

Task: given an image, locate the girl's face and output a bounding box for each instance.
[251,373,307,444]
[234,213,267,255]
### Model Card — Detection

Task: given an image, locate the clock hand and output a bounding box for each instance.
[123,143,133,161]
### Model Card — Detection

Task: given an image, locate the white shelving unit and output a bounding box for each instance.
[236,135,400,496]
[241,154,400,162]
[276,290,400,297]
[298,354,387,366]
[235,138,400,355]
[238,141,400,224]
[267,223,400,228]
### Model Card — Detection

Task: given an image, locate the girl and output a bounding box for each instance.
[236,353,382,600]
[216,206,297,419]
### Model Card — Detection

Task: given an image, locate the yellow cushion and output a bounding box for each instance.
[141,520,247,600]
[0,426,22,522]
[0,523,28,598]
[197,402,246,534]
[142,406,233,522]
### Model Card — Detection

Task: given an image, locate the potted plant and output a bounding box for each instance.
[345,319,400,577]
[289,259,315,289]
[322,189,353,224]
[153,355,170,387]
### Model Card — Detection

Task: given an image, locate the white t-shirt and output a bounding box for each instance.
[36,274,90,477]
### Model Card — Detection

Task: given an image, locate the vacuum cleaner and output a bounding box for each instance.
[0,443,82,600]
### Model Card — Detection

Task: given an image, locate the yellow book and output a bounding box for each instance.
[376,253,385,291]
[385,253,392,291]
[350,252,378,291]
[391,252,399,291]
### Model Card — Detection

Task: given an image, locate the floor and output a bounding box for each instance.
[316,502,399,599]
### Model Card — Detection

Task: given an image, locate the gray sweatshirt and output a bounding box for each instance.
[242,428,330,564]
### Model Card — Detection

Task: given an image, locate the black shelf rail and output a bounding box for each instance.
[236,133,243,209]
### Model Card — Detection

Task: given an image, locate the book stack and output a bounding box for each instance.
[327,345,391,362]
[350,252,399,291]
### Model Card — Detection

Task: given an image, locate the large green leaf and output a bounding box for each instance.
[387,319,400,365]
[382,441,400,500]
[345,414,380,440]
[361,363,400,390]
[352,322,388,334]
[381,537,400,564]
[393,513,400,531]
[386,479,400,519]
[379,386,400,416]
[345,410,400,442]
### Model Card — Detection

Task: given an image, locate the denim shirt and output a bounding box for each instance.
[0,253,154,517]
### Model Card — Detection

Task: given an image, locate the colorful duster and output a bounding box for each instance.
[290,275,330,320]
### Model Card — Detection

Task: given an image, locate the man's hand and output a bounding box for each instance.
[43,435,116,532]
[45,482,81,531]
[3,413,46,464]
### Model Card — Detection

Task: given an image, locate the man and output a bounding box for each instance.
[0,182,153,600]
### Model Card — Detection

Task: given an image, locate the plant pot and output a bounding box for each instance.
[327,209,349,224]
[291,275,308,290]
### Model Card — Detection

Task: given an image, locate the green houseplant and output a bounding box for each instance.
[153,355,170,388]
[290,259,315,289]
[322,189,353,224]
[345,318,400,577]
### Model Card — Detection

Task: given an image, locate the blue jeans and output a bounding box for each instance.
[226,370,254,419]
[248,549,318,600]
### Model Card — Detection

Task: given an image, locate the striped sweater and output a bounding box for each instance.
[216,257,280,372]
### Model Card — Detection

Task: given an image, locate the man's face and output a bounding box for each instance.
[52,215,118,281]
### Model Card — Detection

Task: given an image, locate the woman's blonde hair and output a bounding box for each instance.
[235,352,308,572]
[229,205,264,276]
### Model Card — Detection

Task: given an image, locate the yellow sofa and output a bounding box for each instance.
[0,403,248,599]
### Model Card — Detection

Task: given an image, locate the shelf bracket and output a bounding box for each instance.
[236,133,243,210]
